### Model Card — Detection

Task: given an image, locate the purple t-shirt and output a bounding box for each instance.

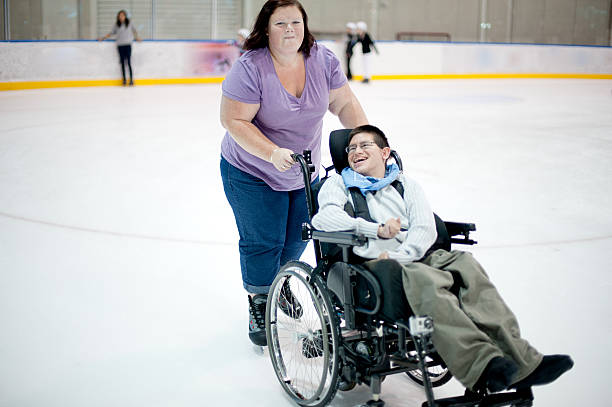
[221,43,347,191]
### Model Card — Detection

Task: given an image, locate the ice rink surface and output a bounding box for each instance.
[1,79,611,406]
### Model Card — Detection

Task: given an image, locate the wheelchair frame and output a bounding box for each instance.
[264,147,534,407]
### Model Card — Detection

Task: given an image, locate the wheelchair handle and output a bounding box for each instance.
[293,150,325,263]
[292,151,316,219]
[291,151,315,173]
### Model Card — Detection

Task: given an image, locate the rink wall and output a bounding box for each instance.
[1,40,611,90]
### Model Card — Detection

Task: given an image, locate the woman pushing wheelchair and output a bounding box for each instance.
[311,124,574,393]
[219,0,367,347]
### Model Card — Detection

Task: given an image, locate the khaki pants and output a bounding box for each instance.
[398,250,542,390]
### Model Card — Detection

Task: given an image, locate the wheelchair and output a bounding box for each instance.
[265,129,535,407]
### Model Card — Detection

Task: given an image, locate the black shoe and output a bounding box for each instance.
[279,278,303,319]
[248,294,268,346]
[476,356,518,393]
[129,79,134,86]
[122,79,127,86]
[338,378,356,391]
[510,354,574,389]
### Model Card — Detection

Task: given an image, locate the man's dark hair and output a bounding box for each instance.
[116,10,129,27]
[349,124,390,149]
[243,0,316,57]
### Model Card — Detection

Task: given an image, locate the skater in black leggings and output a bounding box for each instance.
[99,10,141,86]
[117,45,133,85]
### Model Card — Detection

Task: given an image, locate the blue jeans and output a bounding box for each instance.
[220,156,313,294]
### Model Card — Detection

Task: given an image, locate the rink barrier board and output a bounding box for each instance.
[1,73,611,91]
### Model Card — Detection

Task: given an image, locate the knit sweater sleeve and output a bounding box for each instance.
[386,177,436,263]
[311,174,380,238]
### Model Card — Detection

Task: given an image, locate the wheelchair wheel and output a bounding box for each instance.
[266,261,341,407]
[405,352,453,387]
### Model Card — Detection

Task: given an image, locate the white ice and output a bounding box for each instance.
[1,79,611,407]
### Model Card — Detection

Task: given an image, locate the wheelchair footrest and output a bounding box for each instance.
[424,388,533,407]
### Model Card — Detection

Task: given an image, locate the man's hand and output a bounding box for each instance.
[377,251,389,260]
[377,217,401,239]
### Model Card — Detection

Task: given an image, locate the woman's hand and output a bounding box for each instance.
[270,147,296,172]
[377,217,401,239]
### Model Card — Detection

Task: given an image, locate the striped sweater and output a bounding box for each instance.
[311,172,436,264]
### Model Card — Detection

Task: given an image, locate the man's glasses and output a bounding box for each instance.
[345,141,378,154]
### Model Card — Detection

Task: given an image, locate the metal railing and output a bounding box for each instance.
[396,31,451,42]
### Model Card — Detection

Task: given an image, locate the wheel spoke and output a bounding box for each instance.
[404,351,452,387]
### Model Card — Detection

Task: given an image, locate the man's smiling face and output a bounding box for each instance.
[347,131,390,178]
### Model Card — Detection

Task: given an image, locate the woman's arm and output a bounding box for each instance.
[220,96,295,171]
[132,25,141,41]
[372,39,379,54]
[328,83,368,128]
[367,34,379,54]
[98,26,116,41]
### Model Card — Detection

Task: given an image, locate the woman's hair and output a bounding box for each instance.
[116,10,130,27]
[243,0,315,57]
[349,125,390,149]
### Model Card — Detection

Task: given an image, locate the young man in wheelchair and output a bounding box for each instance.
[311,124,573,394]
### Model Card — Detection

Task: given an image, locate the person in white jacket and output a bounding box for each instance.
[355,21,378,83]
[312,124,573,394]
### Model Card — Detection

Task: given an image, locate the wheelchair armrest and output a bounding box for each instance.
[302,223,368,247]
[444,221,478,245]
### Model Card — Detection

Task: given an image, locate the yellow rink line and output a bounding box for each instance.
[1,73,611,91]
[370,73,612,80]
[0,77,224,91]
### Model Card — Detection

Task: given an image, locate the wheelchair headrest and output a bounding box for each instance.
[329,128,403,173]
[329,129,352,174]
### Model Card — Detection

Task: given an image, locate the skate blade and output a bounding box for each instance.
[252,344,267,355]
